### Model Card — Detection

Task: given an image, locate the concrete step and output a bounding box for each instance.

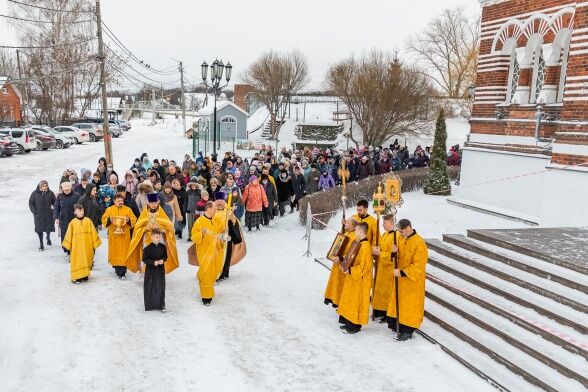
[427,281,588,387]
[426,239,588,313]
[467,229,588,275]
[428,251,588,335]
[425,301,587,392]
[426,273,588,360]
[442,234,588,294]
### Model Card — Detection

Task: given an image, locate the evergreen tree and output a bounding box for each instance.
[424,110,451,196]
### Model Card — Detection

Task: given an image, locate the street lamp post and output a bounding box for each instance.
[201,59,232,159]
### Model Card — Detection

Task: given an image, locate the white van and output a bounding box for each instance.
[0,128,37,154]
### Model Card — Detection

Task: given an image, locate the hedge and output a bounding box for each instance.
[299,167,460,229]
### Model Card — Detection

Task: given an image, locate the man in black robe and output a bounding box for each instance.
[142,228,167,312]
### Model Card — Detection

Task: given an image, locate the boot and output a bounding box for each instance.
[396,332,413,341]
[46,234,52,246]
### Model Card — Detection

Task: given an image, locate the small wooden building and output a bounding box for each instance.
[0,76,23,126]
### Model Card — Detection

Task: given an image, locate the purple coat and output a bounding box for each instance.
[318,173,335,191]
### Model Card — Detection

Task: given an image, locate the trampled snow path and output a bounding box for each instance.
[0,119,516,391]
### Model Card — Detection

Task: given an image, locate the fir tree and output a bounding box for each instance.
[424,110,451,196]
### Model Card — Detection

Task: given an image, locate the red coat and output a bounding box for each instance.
[242,183,269,212]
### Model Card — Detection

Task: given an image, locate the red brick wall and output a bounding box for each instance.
[233,84,253,113]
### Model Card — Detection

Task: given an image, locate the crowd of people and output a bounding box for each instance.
[28,143,431,334]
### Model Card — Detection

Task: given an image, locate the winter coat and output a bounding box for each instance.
[123,191,141,218]
[291,173,306,200]
[318,173,336,191]
[275,176,294,203]
[29,186,56,233]
[172,187,187,215]
[163,193,182,222]
[166,171,183,186]
[78,184,102,228]
[53,191,80,229]
[306,169,321,195]
[347,158,360,182]
[358,161,374,180]
[185,188,201,214]
[242,183,269,213]
[124,171,138,196]
[261,181,278,208]
[378,159,391,174]
[135,182,153,212]
[130,162,146,174]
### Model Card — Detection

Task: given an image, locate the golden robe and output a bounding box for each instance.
[324,231,356,307]
[125,207,179,274]
[386,232,428,329]
[337,239,373,325]
[191,215,224,299]
[101,205,137,267]
[352,213,378,245]
[372,231,402,313]
[212,209,229,278]
[62,217,102,281]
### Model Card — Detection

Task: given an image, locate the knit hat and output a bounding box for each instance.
[249,175,258,182]
[163,181,172,190]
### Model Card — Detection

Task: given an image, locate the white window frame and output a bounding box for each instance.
[507,49,520,103]
[557,36,571,103]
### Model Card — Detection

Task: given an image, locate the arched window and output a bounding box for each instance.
[221,116,236,123]
[507,52,520,103]
[531,48,545,104]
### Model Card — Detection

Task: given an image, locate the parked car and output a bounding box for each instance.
[108,122,123,138]
[0,135,20,157]
[30,128,56,151]
[71,123,104,142]
[31,125,74,149]
[0,128,37,154]
[117,120,131,131]
[53,125,90,144]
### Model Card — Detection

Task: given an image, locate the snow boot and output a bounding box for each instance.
[396,332,413,342]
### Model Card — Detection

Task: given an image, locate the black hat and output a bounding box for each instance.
[214,191,227,201]
[146,193,159,203]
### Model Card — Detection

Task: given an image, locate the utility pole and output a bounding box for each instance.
[178,60,187,138]
[95,0,112,165]
[15,49,28,125]
[151,88,156,125]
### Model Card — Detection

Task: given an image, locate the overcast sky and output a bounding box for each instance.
[1,0,479,91]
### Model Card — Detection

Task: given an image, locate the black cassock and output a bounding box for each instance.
[219,220,243,279]
[142,242,168,311]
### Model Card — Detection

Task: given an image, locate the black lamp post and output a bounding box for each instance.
[201,59,232,158]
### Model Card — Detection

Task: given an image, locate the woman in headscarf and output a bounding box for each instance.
[29,180,56,251]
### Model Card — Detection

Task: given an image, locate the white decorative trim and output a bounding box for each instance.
[475,86,508,91]
[476,91,508,96]
[480,3,575,27]
[570,49,588,56]
[574,28,588,34]
[545,163,588,173]
[564,82,588,88]
[478,67,510,73]
[473,100,504,104]
[564,89,588,95]
[470,117,588,125]
[577,1,588,7]
[563,96,588,101]
[571,42,588,48]
[571,34,588,42]
[566,75,588,81]
[479,56,511,64]
[553,143,588,156]
[478,62,511,70]
[469,133,539,146]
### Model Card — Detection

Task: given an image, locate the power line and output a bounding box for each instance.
[7,0,93,13]
[0,13,94,24]
[0,35,96,49]
[101,20,177,75]
[7,60,99,83]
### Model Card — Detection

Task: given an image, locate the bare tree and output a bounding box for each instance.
[0,50,18,78]
[406,7,479,101]
[326,50,435,147]
[9,0,121,124]
[242,50,309,139]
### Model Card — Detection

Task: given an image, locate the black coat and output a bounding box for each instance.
[142,242,167,311]
[78,184,102,228]
[29,187,56,233]
[275,177,294,203]
[172,187,187,215]
[123,191,141,218]
[291,174,306,200]
[53,190,80,237]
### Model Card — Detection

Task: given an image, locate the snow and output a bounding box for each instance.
[0,119,518,391]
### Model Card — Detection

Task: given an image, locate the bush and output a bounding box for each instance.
[299,166,459,229]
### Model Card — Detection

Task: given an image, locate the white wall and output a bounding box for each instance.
[457,147,588,226]
[457,148,549,220]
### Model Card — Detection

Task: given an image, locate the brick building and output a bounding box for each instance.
[456,0,588,226]
[0,77,22,126]
[233,84,254,113]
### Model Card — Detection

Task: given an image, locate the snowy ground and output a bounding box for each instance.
[0,119,523,391]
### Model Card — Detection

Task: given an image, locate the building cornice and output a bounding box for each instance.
[479,0,511,7]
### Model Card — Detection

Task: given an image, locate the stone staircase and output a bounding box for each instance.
[421,229,588,392]
[260,119,285,139]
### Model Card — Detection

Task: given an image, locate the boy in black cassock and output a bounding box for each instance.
[142,228,167,312]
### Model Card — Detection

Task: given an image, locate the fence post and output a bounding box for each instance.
[302,203,312,257]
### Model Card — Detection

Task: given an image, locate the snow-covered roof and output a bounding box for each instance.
[196,100,248,117]
[0,76,7,85]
